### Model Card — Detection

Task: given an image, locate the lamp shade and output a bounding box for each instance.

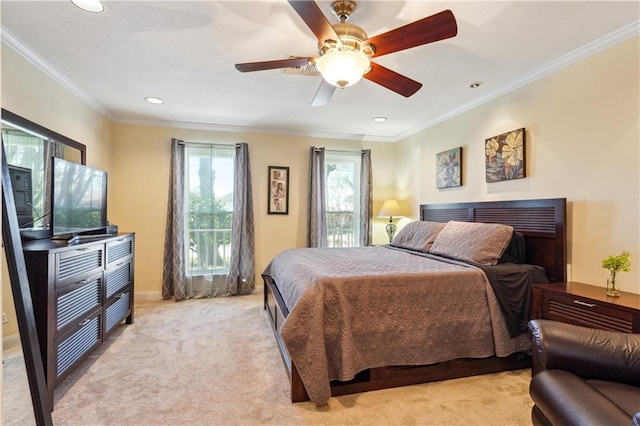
[315,50,370,88]
[378,199,403,218]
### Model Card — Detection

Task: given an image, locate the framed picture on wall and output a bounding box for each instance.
[268,166,289,215]
[436,147,462,188]
[485,128,526,182]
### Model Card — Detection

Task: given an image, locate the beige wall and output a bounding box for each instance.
[395,36,640,294]
[110,124,394,296]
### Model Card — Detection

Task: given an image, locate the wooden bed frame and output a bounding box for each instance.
[263,198,567,402]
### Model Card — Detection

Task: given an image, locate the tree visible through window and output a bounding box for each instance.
[184,145,235,276]
[325,151,361,247]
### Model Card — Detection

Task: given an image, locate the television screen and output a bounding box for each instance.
[52,157,107,236]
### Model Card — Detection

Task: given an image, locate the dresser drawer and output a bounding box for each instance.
[542,292,634,333]
[104,290,131,336]
[56,244,104,287]
[55,310,102,380]
[55,273,102,334]
[106,236,134,268]
[105,261,132,300]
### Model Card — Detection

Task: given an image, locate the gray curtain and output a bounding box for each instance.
[227,143,255,295]
[308,146,327,247]
[359,149,372,246]
[162,138,187,300]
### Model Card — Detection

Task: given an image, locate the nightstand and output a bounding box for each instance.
[532,282,640,333]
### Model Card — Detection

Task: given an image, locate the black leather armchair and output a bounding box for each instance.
[528,319,640,426]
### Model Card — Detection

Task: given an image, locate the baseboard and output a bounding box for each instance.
[134,286,263,302]
[3,333,21,351]
[135,291,163,301]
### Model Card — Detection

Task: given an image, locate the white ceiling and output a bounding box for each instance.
[2,1,639,142]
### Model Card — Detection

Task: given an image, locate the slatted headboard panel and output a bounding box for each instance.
[420,198,566,283]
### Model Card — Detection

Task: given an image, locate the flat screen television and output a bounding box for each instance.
[51,157,107,237]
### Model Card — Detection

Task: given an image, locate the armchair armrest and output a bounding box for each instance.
[528,319,640,387]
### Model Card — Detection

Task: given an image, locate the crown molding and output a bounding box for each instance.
[114,115,371,142]
[1,28,113,120]
[392,20,640,143]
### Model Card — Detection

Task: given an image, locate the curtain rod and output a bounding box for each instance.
[315,147,364,154]
[178,141,236,148]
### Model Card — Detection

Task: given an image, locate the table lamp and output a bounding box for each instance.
[378,199,404,243]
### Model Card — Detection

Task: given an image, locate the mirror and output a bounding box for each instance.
[1,109,85,231]
[2,109,85,423]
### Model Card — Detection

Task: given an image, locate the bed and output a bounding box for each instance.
[262,198,566,404]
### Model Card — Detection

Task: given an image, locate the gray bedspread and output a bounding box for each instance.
[263,246,530,405]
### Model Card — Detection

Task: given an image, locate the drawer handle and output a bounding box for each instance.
[76,278,92,285]
[116,292,126,299]
[75,248,89,252]
[115,262,124,267]
[78,318,91,327]
[573,300,596,308]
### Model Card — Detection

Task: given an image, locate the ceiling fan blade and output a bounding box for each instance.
[311,79,337,107]
[366,9,457,58]
[287,0,342,46]
[364,62,422,97]
[235,57,313,72]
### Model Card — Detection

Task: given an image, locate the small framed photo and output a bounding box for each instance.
[268,166,289,215]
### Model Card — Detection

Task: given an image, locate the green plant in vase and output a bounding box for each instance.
[601,251,631,297]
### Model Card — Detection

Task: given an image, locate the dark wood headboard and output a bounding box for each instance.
[420,198,566,283]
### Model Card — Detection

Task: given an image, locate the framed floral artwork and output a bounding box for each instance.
[436,147,462,188]
[485,128,526,183]
[268,166,289,214]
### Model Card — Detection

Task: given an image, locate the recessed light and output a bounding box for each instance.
[145,97,164,105]
[373,117,387,122]
[71,0,105,13]
[469,82,483,89]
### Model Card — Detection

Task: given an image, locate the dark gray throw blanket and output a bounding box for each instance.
[263,246,530,405]
[477,263,547,337]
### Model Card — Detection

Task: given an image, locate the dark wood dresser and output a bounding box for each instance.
[22,233,135,408]
[533,281,640,333]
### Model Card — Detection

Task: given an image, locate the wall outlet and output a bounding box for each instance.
[2,313,7,324]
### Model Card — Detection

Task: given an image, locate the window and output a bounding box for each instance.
[184,145,235,276]
[325,150,361,247]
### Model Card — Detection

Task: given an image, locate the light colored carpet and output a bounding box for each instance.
[4,292,534,425]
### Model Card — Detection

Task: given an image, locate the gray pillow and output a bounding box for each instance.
[390,221,445,252]
[429,221,514,265]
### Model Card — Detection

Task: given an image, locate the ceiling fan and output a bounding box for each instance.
[235,0,457,106]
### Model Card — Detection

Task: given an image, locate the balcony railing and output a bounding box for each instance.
[327,210,358,247]
[187,227,232,275]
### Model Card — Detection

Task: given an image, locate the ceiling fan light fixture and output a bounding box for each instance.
[71,0,105,13]
[315,50,370,88]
